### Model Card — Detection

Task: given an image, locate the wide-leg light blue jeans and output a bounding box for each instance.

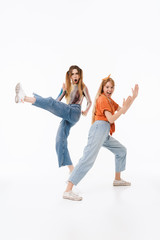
[69,120,127,185]
[32,93,81,167]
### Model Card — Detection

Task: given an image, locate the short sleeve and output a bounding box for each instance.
[98,95,112,114]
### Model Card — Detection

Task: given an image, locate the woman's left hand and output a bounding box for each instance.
[132,84,139,99]
[82,110,88,116]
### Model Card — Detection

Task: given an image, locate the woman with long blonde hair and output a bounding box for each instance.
[63,75,139,201]
[15,65,92,172]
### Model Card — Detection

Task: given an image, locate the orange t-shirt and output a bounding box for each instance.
[95,93,119,135]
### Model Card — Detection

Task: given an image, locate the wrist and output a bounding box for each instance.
[121,107,126,114]
[120,107,126,114]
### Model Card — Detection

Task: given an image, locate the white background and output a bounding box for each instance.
[0,0,160,239]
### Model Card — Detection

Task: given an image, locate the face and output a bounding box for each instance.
[103,81,114,98]
[70,69,80,84]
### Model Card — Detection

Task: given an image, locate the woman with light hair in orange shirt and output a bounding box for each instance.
[63,75,139,201]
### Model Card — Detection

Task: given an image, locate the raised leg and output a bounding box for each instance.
[32,93,81,123]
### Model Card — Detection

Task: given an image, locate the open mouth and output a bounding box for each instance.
[74,79,78,83]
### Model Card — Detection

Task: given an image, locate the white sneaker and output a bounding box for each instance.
[113,179,131,186]
[63,191,83,201]
[15,83,26,103]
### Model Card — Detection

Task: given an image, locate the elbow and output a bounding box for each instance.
[87,101,92,109]
[109,120,114,124]
[108,117,114,124]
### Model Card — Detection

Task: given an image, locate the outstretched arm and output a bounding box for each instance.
[105,96,132,123]
[105,84,139,123]
[116,84,139,112]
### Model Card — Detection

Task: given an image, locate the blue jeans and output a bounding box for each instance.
[32,93,81,167]
[69,120,127,185]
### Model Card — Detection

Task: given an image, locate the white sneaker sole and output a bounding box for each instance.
[63,196,82,201]
[113,182,131,186]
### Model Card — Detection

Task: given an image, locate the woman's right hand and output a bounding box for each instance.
[122,84,139,114]
[122,96,132,114]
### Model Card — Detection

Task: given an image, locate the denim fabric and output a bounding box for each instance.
[32,93,81,167]
[69,120,127,185]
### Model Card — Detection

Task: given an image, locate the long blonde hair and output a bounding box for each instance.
[91,75,115,124]
[65,65,85,101]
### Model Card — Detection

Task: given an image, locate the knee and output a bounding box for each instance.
[48,97,54,105]
[80,156,95,171]
[121,146,127,157]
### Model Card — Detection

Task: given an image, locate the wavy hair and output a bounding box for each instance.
[65,65,85,102]
[91,75,115,124]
